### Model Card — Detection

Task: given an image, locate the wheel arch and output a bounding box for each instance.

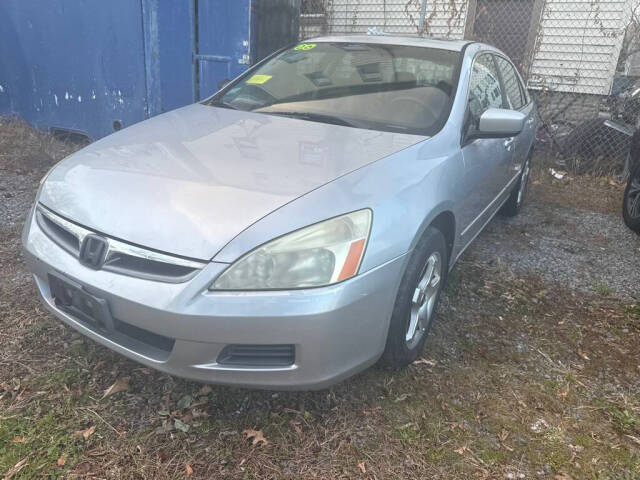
[430,211,456,262]
[409,204,457,265]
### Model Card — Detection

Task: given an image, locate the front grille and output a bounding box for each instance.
[35,205,206,283]
[217,344,295,367]
[105,253,197,280]
[36,209,81,255]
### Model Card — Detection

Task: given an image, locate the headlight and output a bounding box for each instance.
[210,209,372,290]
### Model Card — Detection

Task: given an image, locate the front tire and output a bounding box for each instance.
[623,164,640,234]
[501,154,531,217]
[381,226,448,368]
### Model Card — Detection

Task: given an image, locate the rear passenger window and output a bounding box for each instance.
[495,56,526,110]
[468,53,504,124]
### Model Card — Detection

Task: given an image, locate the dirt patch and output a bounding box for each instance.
[530,155,626,216]
[1,121,639,479]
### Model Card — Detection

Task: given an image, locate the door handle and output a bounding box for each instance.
[503,137,514,151]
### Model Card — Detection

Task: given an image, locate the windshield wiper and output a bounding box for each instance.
[209,100,239,110]
[265,111,356,128]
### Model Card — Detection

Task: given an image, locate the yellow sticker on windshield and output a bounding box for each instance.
[246,74,272,85]
[294,43,316,51]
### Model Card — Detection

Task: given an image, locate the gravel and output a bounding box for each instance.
[0,172,40,226]
[466,198,640,301]
[0,119,78,228]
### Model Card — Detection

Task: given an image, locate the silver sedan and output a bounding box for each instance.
[23,36,537,389]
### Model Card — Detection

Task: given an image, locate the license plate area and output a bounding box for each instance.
[48,273,114,332]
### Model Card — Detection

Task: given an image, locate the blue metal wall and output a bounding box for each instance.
[141,0,196,118]
[0,0,252,139]
[195,0,252,100]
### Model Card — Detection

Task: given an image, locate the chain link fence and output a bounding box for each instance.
[299,0,640,175]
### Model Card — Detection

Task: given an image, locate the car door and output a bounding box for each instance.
[459,52,513,246]
[494,54,536,175]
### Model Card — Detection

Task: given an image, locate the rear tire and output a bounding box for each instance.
[381,226,448,368]
[501,154,531,217]
[623,164,640,234]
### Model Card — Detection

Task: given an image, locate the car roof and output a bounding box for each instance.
[305,34,472,52]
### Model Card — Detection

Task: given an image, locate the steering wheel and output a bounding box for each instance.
[390,96,439,124]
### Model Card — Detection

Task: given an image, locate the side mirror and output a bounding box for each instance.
[472,108,525,139]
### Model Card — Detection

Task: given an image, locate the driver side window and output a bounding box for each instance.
[468,53,504,126]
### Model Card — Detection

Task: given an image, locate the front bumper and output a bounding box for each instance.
[22,208,407,389]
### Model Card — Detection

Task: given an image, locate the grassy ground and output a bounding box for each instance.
[529,167,626,217]
[1,121,639,478]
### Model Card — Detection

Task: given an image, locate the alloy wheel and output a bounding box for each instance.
[626,174,640,219]
[406,252,442,348]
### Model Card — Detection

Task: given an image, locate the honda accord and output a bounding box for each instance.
[23,36,537,389]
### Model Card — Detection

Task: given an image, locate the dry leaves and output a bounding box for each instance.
[185,463,194,475]
[413,358,436,366]
[530,418,551,433]
[102,377,130,399]
[454,445,468,455]
[243,429,268,446]
[174,419,190,433]
[158,449,170,463]
[177,395,193,410]
[199,385,212,395]
[74,425,96,441]
[577,349,590,361]
[57,456,66,467]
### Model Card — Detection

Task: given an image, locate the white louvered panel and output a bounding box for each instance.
[323,0,468,39]
[528,0,632,94]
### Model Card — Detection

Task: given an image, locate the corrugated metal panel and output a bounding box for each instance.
[0,0,195,139]
[0,1,302,139]
[527,0,632,94]
[196,0,252,100]
[0,1,149,138]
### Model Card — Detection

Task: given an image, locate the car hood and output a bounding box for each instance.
[39,104,424,260]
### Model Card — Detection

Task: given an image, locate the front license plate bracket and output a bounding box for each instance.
[48,272,114,333]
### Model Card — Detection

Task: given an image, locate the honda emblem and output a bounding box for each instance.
[79,234,108,269]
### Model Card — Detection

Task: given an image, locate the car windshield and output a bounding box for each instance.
[207,42,460,136]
